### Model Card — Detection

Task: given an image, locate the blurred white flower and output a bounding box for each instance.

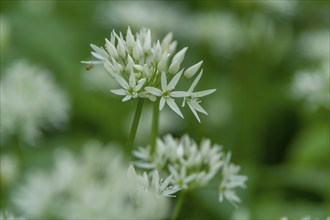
[99,1,182,33]
[99,2,245,57]
[0,210,24,220]
[298,30,329,62]
[218,153,247,207]
[14,141,171,219]
[0,60,70,145]
[258,0,297,16]
[83,27,214,121]
[291,61,329,110]
[134,134,223,190]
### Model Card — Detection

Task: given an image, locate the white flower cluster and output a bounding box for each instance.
[280,216,330,220]
[133,134,247,205]
[82,27,215,122]
[13,141,173,219]
[0,61,70,145]
[291,30,330,110]
[0,210,24,220]
[218,153,247,207]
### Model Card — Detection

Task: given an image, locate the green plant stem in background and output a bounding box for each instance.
[125,98,144,161]
[170,191,185,220]
[150,98,160,158]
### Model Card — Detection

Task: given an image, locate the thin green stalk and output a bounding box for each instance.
[125,98,144,161]
[170,191,185,220]
[150,98,160,157]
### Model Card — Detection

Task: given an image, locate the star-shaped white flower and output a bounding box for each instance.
[218,153,247,207]
[183,70,216,123]
[145,70,188,118]
[111,71,146,102]
[127,165,181,197]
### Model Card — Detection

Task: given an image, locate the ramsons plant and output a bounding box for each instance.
[83,27,247,219]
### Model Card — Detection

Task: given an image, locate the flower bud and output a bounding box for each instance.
[184,61,203,78]
[152,41,162,64]
[126,27,135,51]
[158,54,168,72]
[133,41,143,61]
[143,29,151,52]
[117,38,126,58]
[105,39,118,59]
[169,47,187,74]
[161,32,173,50]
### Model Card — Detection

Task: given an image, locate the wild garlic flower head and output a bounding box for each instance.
[0,61,70,145]
[82,27,215,122]
[133,134,223,190]
[14,141,170,219]
[218,152,247,207]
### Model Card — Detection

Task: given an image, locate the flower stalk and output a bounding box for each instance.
[125,98,144,161]
[170,191,185,220]
[150,98,160,158]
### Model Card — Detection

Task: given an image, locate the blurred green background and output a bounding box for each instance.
[0,0,329,219]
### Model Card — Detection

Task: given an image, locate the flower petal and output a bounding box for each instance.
[135,78,146,92]
[192,89,216,98]
[122,95,132,102]
[113,73,129,89]
[188,100,208,114]
[188,70,203,93]
[90,44,109,58]
[168,69,183,90]
[145,87,162,96]
[129,71,136,87]
[161,71,167,91]
[187,101,201,123]
[166,98,184,118]
[111,89,127,96]
[91,51,106,61]
[171,91,190,98]
[159,97,166,110]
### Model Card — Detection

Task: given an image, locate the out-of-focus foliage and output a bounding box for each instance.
[0,0,329,219]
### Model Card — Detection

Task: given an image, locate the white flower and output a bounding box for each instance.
[134,134,223,190]
[111,71,146,102]
[183,70,216,123]
[0,60,70,145]
[291,61,329,110]
[218,152,247,207]
[145,71,188,118]
[0,210,24,220]
[14,141,170,219]
[127,165,181,197]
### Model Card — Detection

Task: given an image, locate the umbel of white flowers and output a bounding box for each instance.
[133,134,247,206]
[82,27,215,122]
[0,60,70,145]
[13,141,180,219]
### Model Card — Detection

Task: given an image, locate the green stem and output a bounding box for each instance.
[150,98,160,157]
[125,98,144,161]
[170,191,185,220]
